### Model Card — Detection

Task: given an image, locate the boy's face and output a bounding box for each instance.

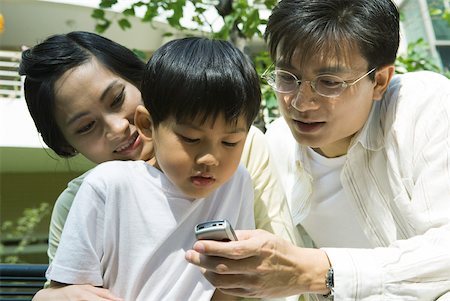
[148,112,248,199]
[275,46,388,157]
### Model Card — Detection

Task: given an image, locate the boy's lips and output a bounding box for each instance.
[190,175,216,187]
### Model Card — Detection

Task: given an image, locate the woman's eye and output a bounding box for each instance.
[76,121,95,134]
[111,88,125,107]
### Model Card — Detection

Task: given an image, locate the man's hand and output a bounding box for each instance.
[185,229,331,298]
[32,285,124,301]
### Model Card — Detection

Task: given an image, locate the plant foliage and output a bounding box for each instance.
[91,0,450,127]
[0,203,50,263]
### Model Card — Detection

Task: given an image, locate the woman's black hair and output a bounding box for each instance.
[141,37,261,129]
[19,31,145,157]
[265,0,400,73]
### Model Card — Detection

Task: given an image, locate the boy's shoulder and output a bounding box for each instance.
[235,164,252,179]
[219,164,253,190]
[84,160,148,183]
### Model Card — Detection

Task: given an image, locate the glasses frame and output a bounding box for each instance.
[262,66,377,98]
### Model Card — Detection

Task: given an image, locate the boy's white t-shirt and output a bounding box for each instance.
[46,160,255,301]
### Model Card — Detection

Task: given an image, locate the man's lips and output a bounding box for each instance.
[293,119,326,133]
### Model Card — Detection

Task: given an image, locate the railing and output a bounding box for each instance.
[0,264,47,301]
[0,50,23,100]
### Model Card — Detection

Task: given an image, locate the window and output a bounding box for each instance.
[427,0,450,70]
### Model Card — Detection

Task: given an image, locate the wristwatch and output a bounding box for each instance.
[323,266,334,299]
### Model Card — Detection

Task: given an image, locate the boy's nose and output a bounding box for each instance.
[196,153,219,167]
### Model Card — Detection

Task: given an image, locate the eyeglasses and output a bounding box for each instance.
[262,66,376,98]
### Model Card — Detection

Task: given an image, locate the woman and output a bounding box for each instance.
[20,31,297,301]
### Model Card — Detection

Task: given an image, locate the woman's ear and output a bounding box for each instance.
[134,105,153,141]
[372,64,395,101]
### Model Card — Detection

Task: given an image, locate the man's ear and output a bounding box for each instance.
[134,105,153,141]
[372,64,395,101]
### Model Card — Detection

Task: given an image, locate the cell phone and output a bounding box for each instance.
[194,219,238,241]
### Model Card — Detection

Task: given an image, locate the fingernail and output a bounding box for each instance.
[185,250,193,262]
[193,241,205,253]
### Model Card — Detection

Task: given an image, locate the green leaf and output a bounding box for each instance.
[99,0,117,8]
[132,48,148,61]
[142,6,158,22]
[123,8,135,16]
[118,18,132,30]
[95,20,111,33]
[91,8,105,19]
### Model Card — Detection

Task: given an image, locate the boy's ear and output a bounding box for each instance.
[134,105,153,141]
[372,64,395,101]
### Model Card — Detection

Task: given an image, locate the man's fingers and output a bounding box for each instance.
[185,250,260,274]
[204,271,256,288]
[90,287,123,301]
[206,273,265,298]
[192,230,265,259]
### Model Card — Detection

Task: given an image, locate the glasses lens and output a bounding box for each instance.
[269,70,297,93]
[314,75,345,97]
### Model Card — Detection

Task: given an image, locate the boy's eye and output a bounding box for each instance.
[111,88,125,108]
[179,135,199,144]
[222,141,239,147]
[75,121,95,134]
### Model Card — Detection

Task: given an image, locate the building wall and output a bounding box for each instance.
[402,0,431,44]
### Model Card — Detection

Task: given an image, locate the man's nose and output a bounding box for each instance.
[290,81,320,111]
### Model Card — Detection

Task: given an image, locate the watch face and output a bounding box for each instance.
[324,267,334,298]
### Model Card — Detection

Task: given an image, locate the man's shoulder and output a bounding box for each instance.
[388,71,450,101]
[265,117,296,151]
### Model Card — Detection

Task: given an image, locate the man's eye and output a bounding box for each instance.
[277,74,295,83]
[318,77,342,88]
[76,121,95,134]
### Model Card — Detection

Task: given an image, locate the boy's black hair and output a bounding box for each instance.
[141,37,261,128]
[265,0,400,74]
[19,31,145,157]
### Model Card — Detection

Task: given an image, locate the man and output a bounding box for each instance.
[186,0,450,300]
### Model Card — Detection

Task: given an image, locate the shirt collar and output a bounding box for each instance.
[349,100,384,152]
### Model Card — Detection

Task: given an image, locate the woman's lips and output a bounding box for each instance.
[114,133,140,153]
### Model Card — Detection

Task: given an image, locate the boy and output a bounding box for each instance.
[45,37,261,301]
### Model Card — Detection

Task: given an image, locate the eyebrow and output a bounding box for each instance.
[66,112,88,127]
[100,80,120,101]
[66,80,120,126]
[276,62,352,74]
